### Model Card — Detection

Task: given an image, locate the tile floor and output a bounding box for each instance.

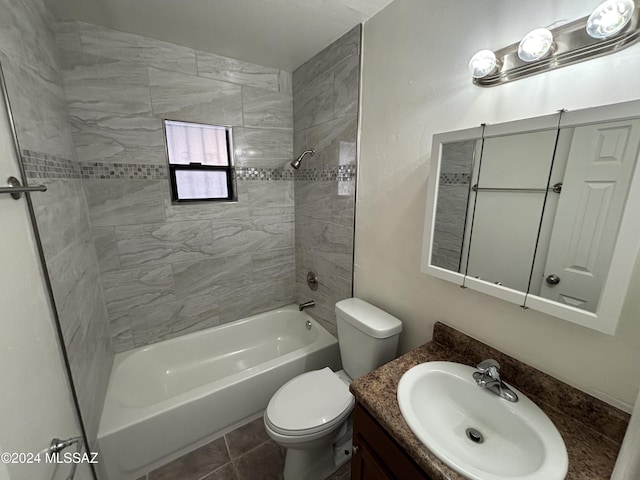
[135,417,351,480]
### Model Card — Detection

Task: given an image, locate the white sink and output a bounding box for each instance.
[397,361,568,480]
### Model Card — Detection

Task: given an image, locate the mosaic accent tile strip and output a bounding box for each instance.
[294,164,357,182]
[20,151,356,182]
[439,172,470,186]
[235,167,294,181]
[80,162,169,180]
[21,150,81,179]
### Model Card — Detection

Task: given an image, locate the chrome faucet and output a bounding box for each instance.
[472,359,518,402]
[298,300,315,311]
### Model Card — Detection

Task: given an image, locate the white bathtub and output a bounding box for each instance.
[96,305,340,480]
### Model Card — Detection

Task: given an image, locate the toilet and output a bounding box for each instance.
[264,298,402,480]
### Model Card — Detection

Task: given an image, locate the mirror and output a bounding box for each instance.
[422,100,640,334]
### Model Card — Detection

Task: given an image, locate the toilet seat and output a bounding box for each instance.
[265,367,354,437]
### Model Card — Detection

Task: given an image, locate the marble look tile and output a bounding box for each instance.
[293,25,360,95]
[78,22,197,75]
[333,54,360,119]
[247,181,294,216]
[208,215,294,258]
[72,292,113,442]
[108,312,134,353]
[102,264,175,316]
[85,179,165,227]
[46,233,100,342]
[215,274,295,324]
[293,68,334,130]
[2,56,76,159]
[0,0,59,82]
[149,436,229,480]
[441,140,475,175]
[294,180,355,227]
[149,67,242,125]
[233,128,292,168]
[130,292,220,346]
[296,247,352,303]
[69,108,166,164]
[226,417,271,459]
[92,226,120,272]
[278,71,292,95]
[253,261,295,285]
[295,216,353,256]
[53,21,83,71]
[63,60,152,115]
[252,248,295,271]
[115,220,214,268]
[293,128,307,162]
[234,441,285,480]
[30,178,91,259]
[305,115,357,168]
[196,50,280,91]
[172,254,252,300]
[339,24,362,63]
[242,86,292,129]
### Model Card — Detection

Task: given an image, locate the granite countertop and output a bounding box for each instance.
[350,322,630,480]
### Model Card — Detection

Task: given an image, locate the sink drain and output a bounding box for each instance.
[466,427,484,444]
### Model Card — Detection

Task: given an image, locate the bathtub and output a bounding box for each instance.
[96,305,340,480]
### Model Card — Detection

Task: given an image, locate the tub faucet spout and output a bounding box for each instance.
[298,301,315,311]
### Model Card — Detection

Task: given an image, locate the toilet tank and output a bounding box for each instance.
[335,298,402,379]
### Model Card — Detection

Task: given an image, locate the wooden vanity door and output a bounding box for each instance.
[352,403,431,480]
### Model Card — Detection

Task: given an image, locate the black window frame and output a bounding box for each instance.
[163,119,237,204]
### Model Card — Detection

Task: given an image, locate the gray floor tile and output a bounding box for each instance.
[225,417,271,459]
[234,441,285,480]
[202,463,238,480]
[148,437,230,480]
[327,461,351,480]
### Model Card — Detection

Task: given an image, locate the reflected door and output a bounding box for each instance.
[540,119,640,311]
[466,130,558,291]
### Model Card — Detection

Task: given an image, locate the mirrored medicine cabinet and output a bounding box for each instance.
[421,100,640,335]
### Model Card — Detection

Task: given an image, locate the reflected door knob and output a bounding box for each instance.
[546,274,561,285]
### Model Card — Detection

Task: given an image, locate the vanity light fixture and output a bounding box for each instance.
[471,0,640,86]
[518,28,554,62]
[586,0,635,38]
[468,50,499,78]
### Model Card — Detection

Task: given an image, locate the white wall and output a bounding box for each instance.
[356,0,640,411]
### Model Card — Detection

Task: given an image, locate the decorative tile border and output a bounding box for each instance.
[80,162,168,180]
[235,167,294,181]
[21,150,81,179]
[294,164,357,181]
[439,172,470,186]
[21,151,356,183]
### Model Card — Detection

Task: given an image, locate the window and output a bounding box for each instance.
[164,120,236,202]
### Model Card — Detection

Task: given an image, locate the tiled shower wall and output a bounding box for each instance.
[55,21,296,352]
[293,26,360,336]
[432,140,475,272]
[0,0,113,443]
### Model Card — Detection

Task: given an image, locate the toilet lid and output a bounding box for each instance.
[266,367,355,436]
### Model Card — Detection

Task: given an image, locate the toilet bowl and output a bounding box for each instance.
[264,367,354,479]
[264,298,402,480]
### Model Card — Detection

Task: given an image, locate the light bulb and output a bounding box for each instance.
[468,50,498,79]
[587,0,635,39]
[518,28,554,62]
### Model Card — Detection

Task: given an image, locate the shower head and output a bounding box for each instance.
[291,149,315,169]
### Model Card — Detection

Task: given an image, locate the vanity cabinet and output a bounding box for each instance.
[352,403,431,480]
